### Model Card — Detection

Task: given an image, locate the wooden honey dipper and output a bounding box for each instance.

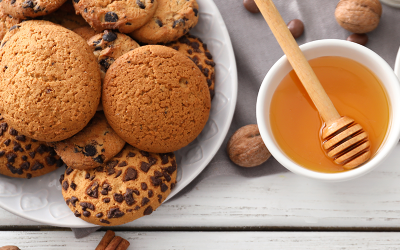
[254,0,371,169]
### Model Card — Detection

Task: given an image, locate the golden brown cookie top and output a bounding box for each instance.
[0,115,64,179]
[0,10,21,41]
[102,45,211,153]
[61,144,177,226]
[72,26,97,40]
[129,0,199,44]
[52,112,126,170]
[87,30,140,79]
[73,0,158,33]
[0,21,101,142]
[0,0,67,19]
[166,34,216,98]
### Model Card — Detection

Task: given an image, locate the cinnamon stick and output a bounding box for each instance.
[105,236,123,250]
[116,239,130,250]
[95,230,115,250]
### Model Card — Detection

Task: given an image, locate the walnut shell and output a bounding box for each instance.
[0,246,20,250]
[227,124,271,167]
[335,0,382,34]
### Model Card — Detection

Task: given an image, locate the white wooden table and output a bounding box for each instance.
[2,144,400,249]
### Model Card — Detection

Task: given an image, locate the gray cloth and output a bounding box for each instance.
[72,0,400,238]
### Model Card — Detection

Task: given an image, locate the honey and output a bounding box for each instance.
[269,56,389,173]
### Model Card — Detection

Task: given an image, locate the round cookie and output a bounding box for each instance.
[102,45,211,153]
[0,10,21,41]
[73,25,97,40]
[0,115,64,179]
[88,30,140,79]
[61,144,177,226]
[0,21,101,142]
[130,0,199,44]
[73,0,158,33]
[0,0,67,19]
[52,112,126,170]
[166,34,216,98]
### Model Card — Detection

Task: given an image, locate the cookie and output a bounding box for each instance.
[129,0,199,44]
[87,30,140,79]
[166,34,216,98]
[73,25,97,40]
[0,115,64,179]
[0,10,21,41]
[52,112,126,170]
[0,21,101,142]
[61,144,177,226]
[73,0,158,33]
[0,0,67,19]
[41,1,88,30]
[102,45,211,153]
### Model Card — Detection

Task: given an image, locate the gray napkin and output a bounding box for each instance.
[72,0,400,238]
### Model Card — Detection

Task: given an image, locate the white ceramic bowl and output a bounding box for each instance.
[256,39,400,182]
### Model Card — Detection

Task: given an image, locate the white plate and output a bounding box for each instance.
[0,0,238,228]
[395,47,400,78]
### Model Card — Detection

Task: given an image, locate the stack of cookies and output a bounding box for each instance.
[0,0,215,226]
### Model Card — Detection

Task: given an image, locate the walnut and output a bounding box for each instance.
[227,124,271,167]
[335,0,382,34]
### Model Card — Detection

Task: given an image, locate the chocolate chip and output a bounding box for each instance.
[143,206,153,215]
[101,189,108,195]
[0,151,4,157]
[89,175,96,181]
[155,19,163,27]
[205,60,215,67]
[205,52,212,60]
[93,155,104,164]
[26,173,32,179]
[141,197,150,206]
[104,12,118,22]
[36,144,48,154]
[160,183,168,192]
[99,58,114,71]
[9,128,17,136]
[80,202,95,211]
[347,33,368,46]
[20,162,29,170]
[115,170,122,178]
[124,167,137,181]
[83,145,97,156]
[193,8,198,16]
[148,190,153,198]
[70,182,77,190]
[203,68,209,77]
[126,22,131,25]
[100,219,110,224]
[7,164,22,175]
[190,41,200,50]
[70,196,79,207]
[66,167,73,175]
[96,212,103,218]
[173,19,185,28]
[87,182,99,198]
[0,122,7,131]
[62,180,69,191]
[140,151,149,157]
[15,135,25,141]
[107,208,125,218]
[103,198,110,203]
[127,209,133,212]
[74,211,81,217]
[157,194,162,203]
[118,161,127,167]
[46,156,57,166]
[124,189,135,206]
[85,173,90,179]
[141,182,148,190]
[83,211,90,217]
[150,176,161,186]
[113,193,124,203]
[25,144,31,150]
[21,155,27,161]
[73,0,79,3]
[136,0,145,9]
[171,182,176,190]
[243,0,259,13]
[134,205,140,210]
[140,162,152,172]
[127,152,136,158]
[164,161,177,174]
[59,174,64,184]
[4,139,11,146]
[29,151,36,159]
[287,19,304,39]
[162,171,171,182]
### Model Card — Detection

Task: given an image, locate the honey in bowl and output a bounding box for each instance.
[269,56,389,173]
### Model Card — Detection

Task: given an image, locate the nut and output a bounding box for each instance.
[0,246,20,250]
[227,124,271,167]
[335,0,382,33]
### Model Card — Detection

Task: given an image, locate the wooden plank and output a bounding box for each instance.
[2,231,400,249]
[2,145,400,229]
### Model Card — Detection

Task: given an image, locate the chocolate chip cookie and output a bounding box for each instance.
[102,45,211,153]
[72,25,97,40]
[61,144,177,226]
[52,112,126,170]
[130,0,199,44]
[0,10,21,41]
[73,0,158,33]
[87,30,140,79]
[0,21,101,142]
[0,0,68,19]
[0,115,64,179]
[166,34,216,98]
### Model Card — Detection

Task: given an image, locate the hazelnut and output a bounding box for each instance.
[0,246,20,250]
[227,124,271,167]
[335,0,382,34]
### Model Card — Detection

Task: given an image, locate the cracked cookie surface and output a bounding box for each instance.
[0,21,101,142]
[61,144,177,226]
[73,0,158,33]
[129,0,199,44]
[51,112,125,170]
[0,0,68,19]
[102,45,211,153]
